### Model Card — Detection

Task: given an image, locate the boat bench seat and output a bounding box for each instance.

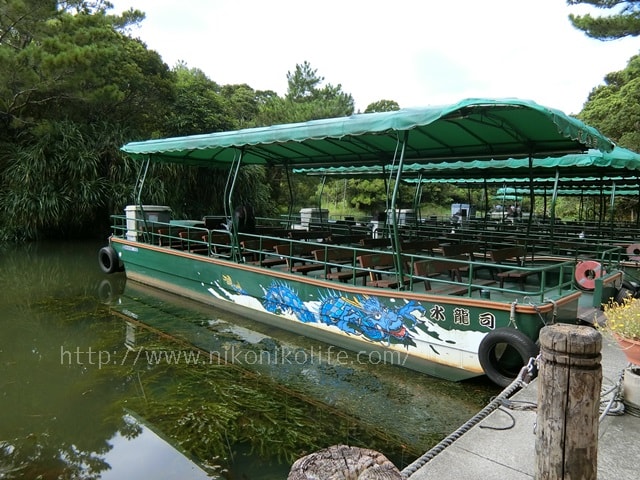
[359,237,392,249]
[325,233,368,246]
[401,238,441,254]
[287,230,331,242]
[312,248,368,284]
[275,243,325,275]
[442,243,491,278]
[260,256,288,268]
[156,228,184,248]
[207,233,232,257]
[357,252,410,289]
[489,246,536,290]
[241,237,282,264]
[413,259,496,296]
[172,230,208,254]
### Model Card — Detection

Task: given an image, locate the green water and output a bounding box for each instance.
[0,241,499,479]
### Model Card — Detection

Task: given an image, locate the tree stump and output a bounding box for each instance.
[287,444,402,480]
[535,324,602,480]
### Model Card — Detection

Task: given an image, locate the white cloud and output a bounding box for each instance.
[110,0,639,115]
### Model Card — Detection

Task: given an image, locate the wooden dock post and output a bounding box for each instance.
[535,324,602,480]
[287,444,402,479]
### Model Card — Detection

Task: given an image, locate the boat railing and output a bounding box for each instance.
[110,215,230,254]
[402,252,575,302]
[400,223,631,260]
[110,214,608,301]
[249,237,578,301]
[110,214,128,238]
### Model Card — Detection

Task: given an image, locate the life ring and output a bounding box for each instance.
[98,246,121,274]
[574,260,603,291]
[627,243,640,262]
[478,327,539,388]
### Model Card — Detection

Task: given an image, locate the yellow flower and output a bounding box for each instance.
[601,294,640,341]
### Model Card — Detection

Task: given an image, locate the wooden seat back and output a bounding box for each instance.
[312,247,367,283]
[442,243,477,258]
[156,228,183,248]
[359,237,392,248]
[489,246,526,265]
[357,252,397,285]
[413,258,462,279]
[413,258,495,295]
[312,247,358,264]
[402,238,440,253]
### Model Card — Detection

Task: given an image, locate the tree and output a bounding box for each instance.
[250,62,356,212]
[0,2,175,240]
[579,53,640,150]
[364,100,400,113]
[220,83,263,129]
[567,1,640,40]
[0,1,161,134]
[254,61,355,126]
[165,63,234,137]
[0,120,133,240]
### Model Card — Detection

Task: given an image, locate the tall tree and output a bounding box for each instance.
[0,2,175,240]
[220,83,264,129]
[255,61,354,126]
[579,53,640,150]
[568,0,640,39]
[569,0,640,149]
[0,0,163,134]
[567,2,640,220]
[165,63,233,137]
[252,62,355,212]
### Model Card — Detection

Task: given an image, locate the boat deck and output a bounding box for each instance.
[110,214,632,319]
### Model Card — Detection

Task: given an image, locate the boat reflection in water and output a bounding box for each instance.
[98,275,499,477]
[0,239,497,480]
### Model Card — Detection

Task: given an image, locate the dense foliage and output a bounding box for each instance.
[0,0,174,240]
[569,1,640,219]
[568,0,640,40]
[0,1,639,241]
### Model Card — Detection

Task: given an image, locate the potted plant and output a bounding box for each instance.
[602,295,640,416]
[602,295,640,365]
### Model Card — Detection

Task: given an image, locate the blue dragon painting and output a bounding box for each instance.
[262,281,425,346]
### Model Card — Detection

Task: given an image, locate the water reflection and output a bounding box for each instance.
[0,242,499,479]
[101,413,212,480]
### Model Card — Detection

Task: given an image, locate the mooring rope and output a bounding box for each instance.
[599,367,626,420]
[400,357,536,479]
[401,359,628,478]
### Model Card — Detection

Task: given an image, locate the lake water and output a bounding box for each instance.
[0,241,499,479]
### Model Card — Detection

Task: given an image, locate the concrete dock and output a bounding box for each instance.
[405,337,640,480]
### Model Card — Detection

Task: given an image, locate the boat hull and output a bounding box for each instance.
[110,237,580,383]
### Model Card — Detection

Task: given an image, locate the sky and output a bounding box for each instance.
[108,0,640,115]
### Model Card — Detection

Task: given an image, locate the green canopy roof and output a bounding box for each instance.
[295,146,640,186]
[402,146,640,179]
[121,98,614,168]
[494,186,638,197]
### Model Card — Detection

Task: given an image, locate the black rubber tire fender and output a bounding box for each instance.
[98,245,121,274]
[478,327,539,388]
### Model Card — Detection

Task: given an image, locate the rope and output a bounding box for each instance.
[599,368,626,421]
[401,361,628,478]
[400,358,534,479]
